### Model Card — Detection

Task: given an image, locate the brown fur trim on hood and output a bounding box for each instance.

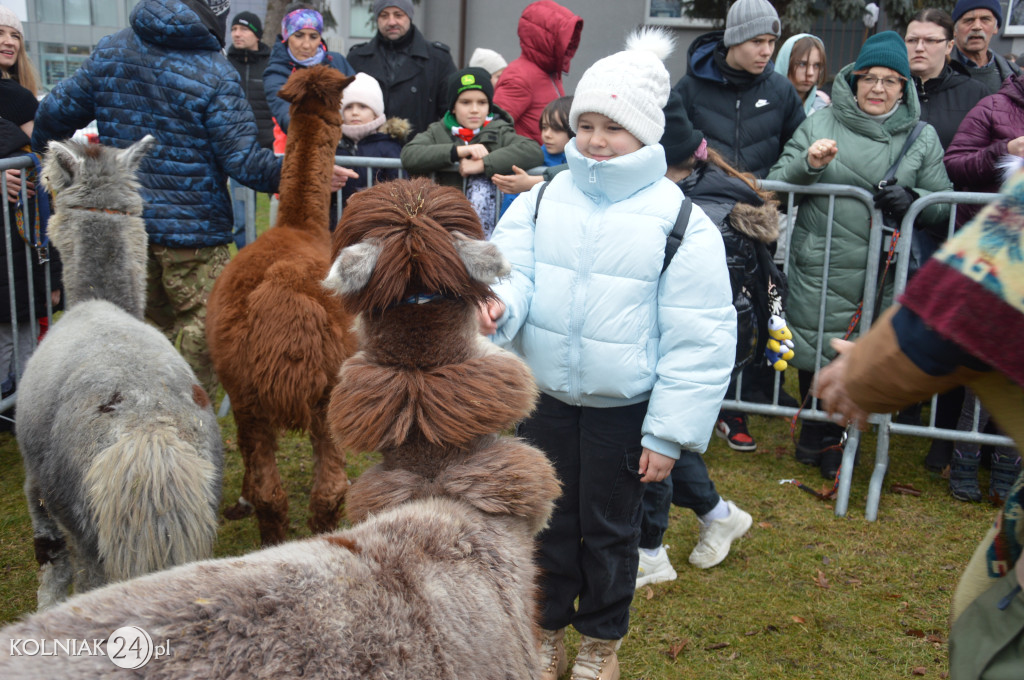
[380,117,412,143]
[345,436,561,535]
[728,201,780,244]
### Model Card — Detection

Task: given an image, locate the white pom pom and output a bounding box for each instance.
[998,154,1024,184]
[625,26,675,62]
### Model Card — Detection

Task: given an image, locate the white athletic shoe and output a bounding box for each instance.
[635,544,677,588]
[688,501,753,569]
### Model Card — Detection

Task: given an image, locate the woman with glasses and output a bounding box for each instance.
[776,33,831,116]
[907,8,989,149]
[767,31,951,479]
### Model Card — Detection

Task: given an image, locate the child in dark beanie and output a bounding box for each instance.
[400,67,542,237]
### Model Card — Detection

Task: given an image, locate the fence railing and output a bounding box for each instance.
[0,155,57,425]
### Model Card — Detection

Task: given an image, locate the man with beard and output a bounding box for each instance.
[346,0,457,138]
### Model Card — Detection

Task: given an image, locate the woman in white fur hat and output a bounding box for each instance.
[483,27,736,680]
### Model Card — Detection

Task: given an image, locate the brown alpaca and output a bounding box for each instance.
[205,65,357,545]
[325,179,540,484]
[323,179,562,676]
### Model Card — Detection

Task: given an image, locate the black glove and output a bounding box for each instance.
[873,184,918,220]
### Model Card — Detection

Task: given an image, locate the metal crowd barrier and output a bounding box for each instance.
[252,157,517,233]
[0,155,57,426]
[750,180,1003,520]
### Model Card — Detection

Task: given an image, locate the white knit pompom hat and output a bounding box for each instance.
[569,27,675,146]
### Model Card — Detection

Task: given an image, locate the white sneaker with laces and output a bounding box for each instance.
[635,544,677,589]
[688,501,753,569]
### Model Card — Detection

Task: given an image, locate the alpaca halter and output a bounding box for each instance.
[390,292,450,308]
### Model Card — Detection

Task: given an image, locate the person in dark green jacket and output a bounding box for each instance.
[768,31,952,478]
[400,67,543,238]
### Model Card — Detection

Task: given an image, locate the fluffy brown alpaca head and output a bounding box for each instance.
[277,64,350,130]
[325,178,509,314]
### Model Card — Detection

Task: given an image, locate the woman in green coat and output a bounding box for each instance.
[400,67,543,238]
[767,31,952,477]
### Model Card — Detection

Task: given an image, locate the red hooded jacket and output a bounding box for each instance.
[493,1,582,144]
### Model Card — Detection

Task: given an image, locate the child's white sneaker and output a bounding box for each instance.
[635,544,677,588]
[688,501,752,569]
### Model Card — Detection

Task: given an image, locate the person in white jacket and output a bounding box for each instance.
[480,28,736,680]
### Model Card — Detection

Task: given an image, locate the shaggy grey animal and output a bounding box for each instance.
[15,137,223,610]
[0,440,560,679]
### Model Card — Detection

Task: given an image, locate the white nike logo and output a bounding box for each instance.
[755,99,769,108]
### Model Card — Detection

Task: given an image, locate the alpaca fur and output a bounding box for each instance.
[16,137,223,609]
[0,439,560,679]
[205,65,357,545]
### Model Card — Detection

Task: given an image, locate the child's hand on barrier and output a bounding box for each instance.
[814,338,870,430]
[639,448,674,483]
[492,166,544,194]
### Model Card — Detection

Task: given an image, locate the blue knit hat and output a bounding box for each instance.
[951,0,1003,28]
[853,31,912,81]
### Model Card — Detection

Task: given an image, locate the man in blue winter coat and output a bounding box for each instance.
[32,0,348,397]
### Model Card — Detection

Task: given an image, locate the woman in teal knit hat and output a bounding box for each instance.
[767,31,952,479]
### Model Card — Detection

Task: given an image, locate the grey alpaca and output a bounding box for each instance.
[14,136,223,610]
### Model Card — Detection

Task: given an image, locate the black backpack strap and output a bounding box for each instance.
[532,181,549,222]
[878,121,928,189]
[662,197,693,273]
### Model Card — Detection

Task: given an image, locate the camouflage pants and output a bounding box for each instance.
[145,244,230,398]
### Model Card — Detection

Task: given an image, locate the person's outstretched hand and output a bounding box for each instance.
[814,337,870,430]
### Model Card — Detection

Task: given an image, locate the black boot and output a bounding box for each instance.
[949,450,982,502]
[989,452,1021,506]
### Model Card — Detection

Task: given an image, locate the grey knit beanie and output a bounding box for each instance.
[723,0,781,48]
[372,0,414,20]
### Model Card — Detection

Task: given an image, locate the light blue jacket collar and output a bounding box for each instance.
[565,139,668,203]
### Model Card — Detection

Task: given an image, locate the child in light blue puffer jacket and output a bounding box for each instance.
[481,27,736,679]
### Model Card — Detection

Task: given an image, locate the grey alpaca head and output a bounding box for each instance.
[41,136,154,319]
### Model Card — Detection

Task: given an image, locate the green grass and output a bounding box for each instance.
[0,406,995,679]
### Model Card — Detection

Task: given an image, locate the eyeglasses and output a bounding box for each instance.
[858,75,906,90]
[904,37,949,47]
[793,61,822,72]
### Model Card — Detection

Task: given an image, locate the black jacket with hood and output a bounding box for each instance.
[674,31,805,179]
[678,161,782,372]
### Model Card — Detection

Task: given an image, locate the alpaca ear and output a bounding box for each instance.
[452,232,511,283]
[323,239,382,295]
[40,140,82,194]
[117,135,155,173]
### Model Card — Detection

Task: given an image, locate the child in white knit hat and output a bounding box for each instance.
[336,72,409,209]
[483,28,736,680]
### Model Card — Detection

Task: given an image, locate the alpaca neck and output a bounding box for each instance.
[275,112,341,233]
[58,210,147,319]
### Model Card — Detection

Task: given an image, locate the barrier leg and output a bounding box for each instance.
[864,417,891,521]
[834,427,859,517]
